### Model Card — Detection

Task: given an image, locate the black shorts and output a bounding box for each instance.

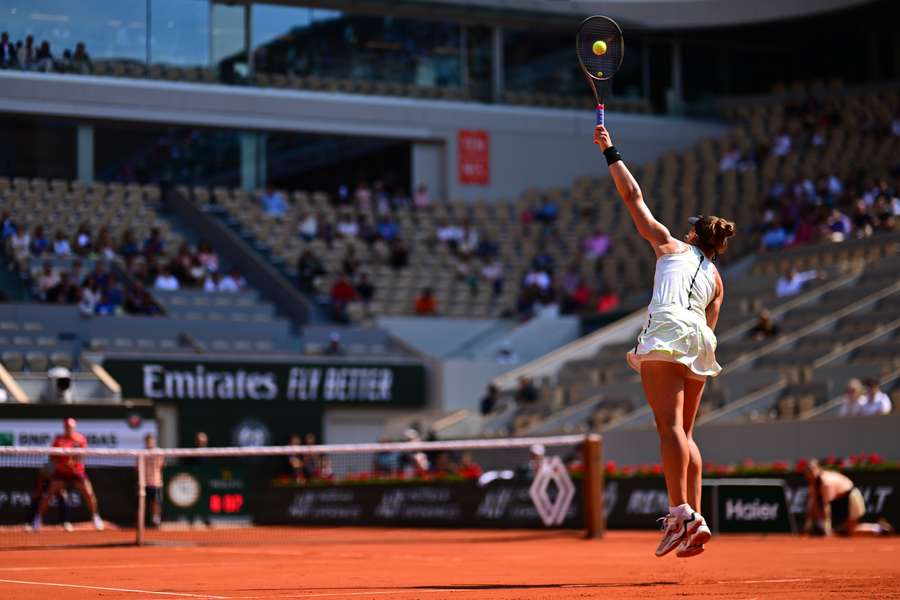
[830,487,865,532]
[145,486,163,504]
[52,472,87,483]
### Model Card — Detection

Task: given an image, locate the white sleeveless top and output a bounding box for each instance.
[648,244,718,322]
[625,244,722,379]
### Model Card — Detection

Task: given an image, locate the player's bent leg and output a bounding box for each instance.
[74,479,104,530]
[33,480,65,530]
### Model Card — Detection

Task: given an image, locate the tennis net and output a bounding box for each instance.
[0,434,603,549]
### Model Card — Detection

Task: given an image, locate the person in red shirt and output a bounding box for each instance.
[330,273,357,323]
[32,418,104,531]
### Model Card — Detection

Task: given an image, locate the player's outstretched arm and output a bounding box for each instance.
[593,125,673,251]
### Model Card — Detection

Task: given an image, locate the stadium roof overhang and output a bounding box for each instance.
[259,0,877,29]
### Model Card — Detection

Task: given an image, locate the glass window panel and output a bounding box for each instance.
[251,5,461,88]
[0,114,76,180]
[149,0,208,67]
[0,0,146,62]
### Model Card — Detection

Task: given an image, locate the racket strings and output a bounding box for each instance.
[577,21,622,78]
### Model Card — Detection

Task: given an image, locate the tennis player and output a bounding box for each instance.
[32,418,104,531]
[594,124,735,558]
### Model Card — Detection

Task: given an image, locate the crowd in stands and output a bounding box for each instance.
[0,32,92,74]
[746,96,900,252]
[1,210,247,315]
[839,379,893,417]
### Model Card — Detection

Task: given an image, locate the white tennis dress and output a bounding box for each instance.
[626,244,722,379]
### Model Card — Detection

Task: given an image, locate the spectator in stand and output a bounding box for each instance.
[297,249,325,291]
[459,220,479,257]
[775,268,823,298]
[36,261,60,299]
[35,40,54,72]
[534,197,558,225]
[115,228,137,258]
[482,257,504,298]
[372,180,390,215]
[298,212,318,241]
[153,266,180,291]
[748,309,780,340]
[68,259,83,286]
[457,452,483,479]
[515,376,538,406]
[719,146,741,172]
[0,32,16,68]
[861,379,892,416]
[355,272,375,314]
[8,224,30,266]
[761,220,792,251]
[826,208,852,242]
[413,183,431,211]
[341,246,360,277]
[838,379,866,417]
[0,211,14,239]
[124,282,160,315]
[376,216,398,243]
[584,229,612,259]
[79,275,101,316]
[52,230,72,257]
[46,273,78,304]
[17,35,34,69]
[203,272,224,292]
[388,238,409,270]
[480,384,500,416]
[524,265,551,292]
[196,241,219,273]
[436,218,463,252]
[773,129,792,156]
[261,184,287,217]
[73,223,91,256]
[354,181,373,211]
[32,418,104,532]
[330,273,357,323]
[850,199,875,238]
[324,332,344,356]
[70,42,92,74]
[30,226,49,256]
[143,227,164,258]
[220,267,244,292]
[414,287,437,315]
[335,212,358,239]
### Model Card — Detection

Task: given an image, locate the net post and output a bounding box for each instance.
[582,434,604,539]
[135,452,146,546]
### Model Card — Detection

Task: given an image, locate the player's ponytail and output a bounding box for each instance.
[692,215,736,258]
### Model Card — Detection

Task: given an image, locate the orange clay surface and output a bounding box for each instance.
[0,528,898,599]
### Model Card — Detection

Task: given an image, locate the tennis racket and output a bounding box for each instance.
[575,16,624,126]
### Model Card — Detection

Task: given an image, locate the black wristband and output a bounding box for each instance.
[603,146,622,166]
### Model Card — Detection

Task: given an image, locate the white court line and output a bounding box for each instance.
[727,578,812,584]
[0,562,216,573]
[0,578,231,599]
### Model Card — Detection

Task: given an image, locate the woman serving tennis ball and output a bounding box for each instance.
[593,124,736,558]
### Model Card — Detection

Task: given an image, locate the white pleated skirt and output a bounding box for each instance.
[625,306,722,380]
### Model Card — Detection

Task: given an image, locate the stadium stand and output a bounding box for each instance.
[476,231,899,437]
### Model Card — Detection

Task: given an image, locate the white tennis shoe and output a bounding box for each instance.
[655,512,690,557]
[676,512,711,558]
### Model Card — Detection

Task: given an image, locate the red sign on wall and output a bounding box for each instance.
[458,130,490,185]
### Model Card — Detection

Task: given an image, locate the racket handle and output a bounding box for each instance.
[596,104,605,126]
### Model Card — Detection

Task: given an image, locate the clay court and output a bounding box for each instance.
[0,529,897,599]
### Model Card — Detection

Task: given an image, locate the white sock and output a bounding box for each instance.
[669,504,693,519]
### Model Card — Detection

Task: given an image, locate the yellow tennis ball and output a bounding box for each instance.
[592,40,607,56]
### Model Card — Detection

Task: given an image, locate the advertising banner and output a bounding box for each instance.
[458,129,490,185]
[103,358,428,408]
[0,419,157,450]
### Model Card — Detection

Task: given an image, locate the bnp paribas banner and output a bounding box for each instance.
[102,358,428,407]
